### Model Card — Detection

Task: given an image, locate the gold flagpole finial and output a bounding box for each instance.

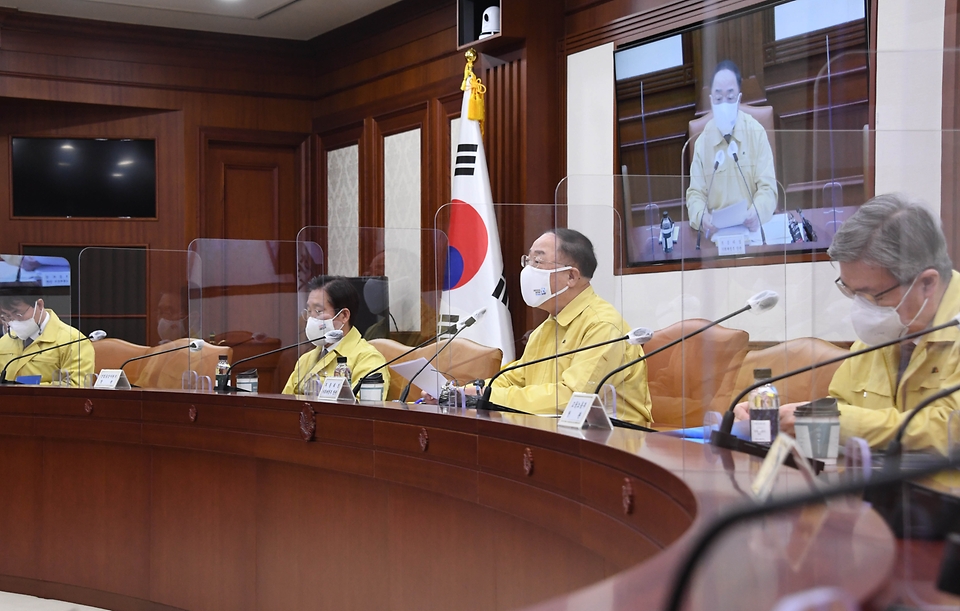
[461,48,486,133]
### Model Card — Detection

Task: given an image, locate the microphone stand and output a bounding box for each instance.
[476,333,632,412]
[120,340,200,372]
[398,323,471,403]
[592,304,752,396]
[664,452,960,611]
[218,338,316,393]
[0,333,101,384]
[712,317,960,452]
[352,333,439,396]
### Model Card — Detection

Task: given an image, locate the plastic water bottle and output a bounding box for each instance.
[333,356,352,385]
[215,354,230,389]
[747,368,779,444]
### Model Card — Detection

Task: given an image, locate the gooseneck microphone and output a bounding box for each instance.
[120,338,204,371]
[885,378,960,466]
[728,141,766,245]
[697,149,727,250]
[0,329,106,384]
[397,308,486,403]
[712,314,960,450]
[217,330,344,393]
[664,451,960,611]
[474,326,655,412]
[592,290,779,396]
[352,334,442,396]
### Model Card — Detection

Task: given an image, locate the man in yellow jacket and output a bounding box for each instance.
[737,194,958,455]
[0,296,94,386]
[479,229,653,425]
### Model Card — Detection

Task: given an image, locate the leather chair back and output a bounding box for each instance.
[135,338,233,389]
[645,319,749,428]
[734,338,847,406]
[93,338,150,381]
[370,338,502,401]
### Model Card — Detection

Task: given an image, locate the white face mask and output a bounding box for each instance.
[157,317,186,342]
[711,93,741,137]
[8,301,41,340]
[850,277,926,346]
[520,265,572,308]
[305,309,344,347]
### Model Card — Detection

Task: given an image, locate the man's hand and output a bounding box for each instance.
[743,210,760,232]
[701,210,718,234]
[734,401,803,436]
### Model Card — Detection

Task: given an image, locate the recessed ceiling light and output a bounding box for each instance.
[60,144,74,150]
[58,162,70,166]
[118,160,134,166]
[112,173,123,177]
[95,138,108,142]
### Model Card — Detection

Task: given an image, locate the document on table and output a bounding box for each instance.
[710,199,750,229]
[390,358,449,399]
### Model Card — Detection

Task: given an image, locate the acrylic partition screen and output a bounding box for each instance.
[188,239,301,395]
[436,202,627,420]
[77,248,210,390]
[558,175,788,432]
[0,254,74,385]
[294,226,447,400]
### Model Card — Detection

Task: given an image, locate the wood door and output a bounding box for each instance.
[202,142,302,241]
[200,133,309,393]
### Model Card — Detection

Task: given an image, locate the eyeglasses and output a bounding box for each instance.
[834,277,902,305]
[521,254,567,269]
[301,307,330,321]
[0,308,31,323]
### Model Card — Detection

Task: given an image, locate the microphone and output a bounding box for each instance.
[728,141,766,245]
[119,338,204,372]
[0,329,107,384]
[217,330,344,393]
[885,378,960,466]
[397,308,486,402]
[712,314,960,453]
[664,451,960,611]
[697,149,727,250]
[474,325,656,412]
[592,290,780,395]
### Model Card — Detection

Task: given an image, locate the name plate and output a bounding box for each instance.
[716,233,746,256]
[317,376,356,402]
[558,392,613,430]
[750,433,819,501]
[94,369,132,390]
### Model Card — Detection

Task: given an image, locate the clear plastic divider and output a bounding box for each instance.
[78,247,212,389]
[294,226,447,400]
[188,239,299,394]
[0,253,76,386]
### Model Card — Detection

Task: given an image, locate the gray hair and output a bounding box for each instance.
[827,193,953,283]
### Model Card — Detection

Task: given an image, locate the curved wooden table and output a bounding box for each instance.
[0,387,895,610]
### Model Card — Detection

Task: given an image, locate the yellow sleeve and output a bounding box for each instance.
[686,136,709,230]
[750,127,778,225]
[491,321,624,415]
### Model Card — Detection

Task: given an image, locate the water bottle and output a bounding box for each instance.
[215,354,229,390]
[660,211,675,253]
[333,356,352,386]
[747,368,779,444]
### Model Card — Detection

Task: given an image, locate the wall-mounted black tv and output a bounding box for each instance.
[12,137,157,218]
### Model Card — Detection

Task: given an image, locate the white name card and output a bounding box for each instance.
[750,433,819,501]
[716,233,746,256]
[558,392,613,430]
[94,369,132,390]
[317,376,356,402]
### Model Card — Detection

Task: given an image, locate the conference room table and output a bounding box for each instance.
[0,385,952,611]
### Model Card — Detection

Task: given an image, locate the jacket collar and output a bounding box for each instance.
[708,109,746,148]
[924,270,960,344]
[556,285,597,327]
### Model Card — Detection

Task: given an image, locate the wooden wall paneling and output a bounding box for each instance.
[944,0,960,268]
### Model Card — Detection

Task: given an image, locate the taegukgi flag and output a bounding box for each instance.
[439,50,515,364]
